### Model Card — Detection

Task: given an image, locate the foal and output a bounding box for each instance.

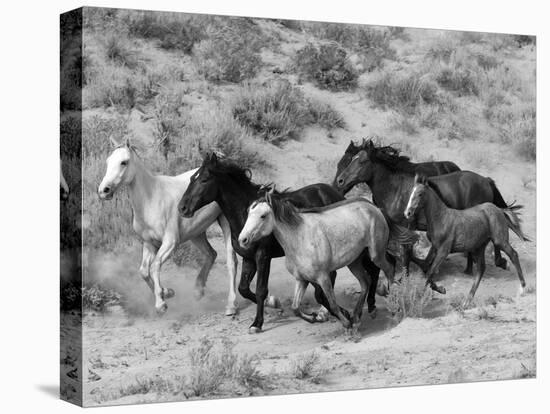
[238,190,397,330]
[404,174,528,306]
[98,139,238,315]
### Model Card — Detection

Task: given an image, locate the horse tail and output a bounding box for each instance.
[381,210,419,245]
[502,208,531,242]
[488,177,522,211]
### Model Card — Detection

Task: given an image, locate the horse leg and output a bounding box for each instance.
[498,241,526,295]
[370,247,395,295]
[347,258,371,327]
[138,242,156,293]
[424,247,450,295]
[464,246,487,308]
[218,215,238,315]
[400,243,412,279]
[150,236,177,314]
[464,253,474,275]
[238,257,257,303]
[249,251,271,334]
[493,244,507,270]
[318,274,352,330]
[292,279,318,323]
[362,252,381,317]
[312,271,335,322]
[190,233,217,301]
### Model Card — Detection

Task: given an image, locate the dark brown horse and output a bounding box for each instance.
[333,139,460,190]
[404,174,528,305]
[335,140,514,281]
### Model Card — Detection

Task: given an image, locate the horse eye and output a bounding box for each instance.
[121,160,128,166]
[260,214,266,219]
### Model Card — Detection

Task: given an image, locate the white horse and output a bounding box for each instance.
[98,139,238,315]
[60,161,69,201]
[238,190,396,330]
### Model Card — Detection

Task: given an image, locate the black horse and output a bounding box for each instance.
[333,139,460,190]
[178,153,391,333]
[335,140,515,280]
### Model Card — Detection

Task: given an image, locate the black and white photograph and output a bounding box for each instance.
[57,5,539,407]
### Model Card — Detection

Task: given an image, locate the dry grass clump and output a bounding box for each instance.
[124,10,205,53]
[82,284,122,312]
[302,23,395,71]
[293,42,358,91]
[232,80,344,144]
[195,24,263,83]
[365,70,439,114]
[188,337,265,396]
[385,276,433,321]
[291,351,326,383]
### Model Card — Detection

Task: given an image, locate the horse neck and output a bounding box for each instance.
[422,186,451,235]
[216,177,260,234]
[369,164,408,213]
[126,157,156,216]
[271,219,302,259]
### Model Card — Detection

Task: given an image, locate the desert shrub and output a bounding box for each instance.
[365,71,439,113]
[188,337,264,396]
[425,36,459,62]
[178,108,265,171]
[385,276,433,321]
[308,99,346,130]
[151,83,188,159]
[513,35,536,48]
[435,60,481,96]
[125,11,205,53]
[194,24,262,83]
[303,23,395,70]
[292,351,320,379]
[391,113,419,135]
[293,42,358,91]
[82,284,122,312]
[103,34,141,69]
[232,80,344,144]
[83,65,139,110]
[277,19,302,31]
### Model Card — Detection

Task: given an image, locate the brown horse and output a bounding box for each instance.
[404,174,528,306]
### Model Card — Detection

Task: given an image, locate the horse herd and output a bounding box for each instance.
[85,137,528,334]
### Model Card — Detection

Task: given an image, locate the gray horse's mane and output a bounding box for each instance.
[256,192,303,227]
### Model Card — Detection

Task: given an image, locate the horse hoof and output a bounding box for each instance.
[194,286,205,300]
[438,286,447,295]
[156,303,168,315]
[248,326,262,334]
[369,308,378,319]
[315,311,329,323]
[163,288,175,300]
[265,295,280,308]
[518,285,526,296]
[463,269,473,276]
[496,258,507,270]
[225,306,238,316]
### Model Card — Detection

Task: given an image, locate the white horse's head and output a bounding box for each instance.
[238,191,276,248]
[98,138,137,200]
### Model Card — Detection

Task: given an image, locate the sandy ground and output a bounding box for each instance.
[62,217,536,406]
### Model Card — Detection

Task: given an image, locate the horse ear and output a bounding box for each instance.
[210,152,218,164]
[109,135,119,148]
